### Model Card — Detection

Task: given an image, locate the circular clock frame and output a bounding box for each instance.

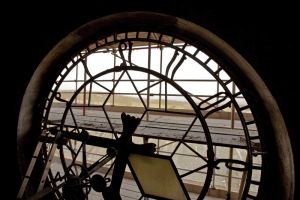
[16,12,294,200]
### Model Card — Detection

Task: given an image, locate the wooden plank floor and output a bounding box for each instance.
[44,107,259,199]
[48,107,259,149]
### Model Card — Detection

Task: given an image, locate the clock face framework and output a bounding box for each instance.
[17,12,292,200]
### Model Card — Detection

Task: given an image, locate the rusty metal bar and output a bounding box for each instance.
[159,46,163,109]
[83,59,87,116]
[238,154,249,200]
[112,49,116,106]
[75,60,79,104]
[212,145,216,189]
[146,42,151,121]
[227,83,236,199]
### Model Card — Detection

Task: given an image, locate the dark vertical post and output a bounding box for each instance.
[103,113,140,200]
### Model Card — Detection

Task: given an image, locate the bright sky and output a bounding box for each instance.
[58,46,244,106]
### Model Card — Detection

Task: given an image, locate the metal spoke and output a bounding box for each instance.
[69,107,81,133]
[102,70,126,106]
[102,107,117,139]
[171,116,197,157]
[125,70,147,109]
[138,80,163,94]
[67,143,84,169]
[182,142,208,162]
[180,164,209,178]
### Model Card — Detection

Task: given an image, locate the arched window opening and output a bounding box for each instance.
[17,12,294,200]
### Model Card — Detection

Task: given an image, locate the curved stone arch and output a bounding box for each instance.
[17,12,294,199]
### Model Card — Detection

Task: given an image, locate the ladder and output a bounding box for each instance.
[17,129,61,199]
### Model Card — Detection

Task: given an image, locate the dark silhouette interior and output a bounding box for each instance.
[11,2,298,199]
